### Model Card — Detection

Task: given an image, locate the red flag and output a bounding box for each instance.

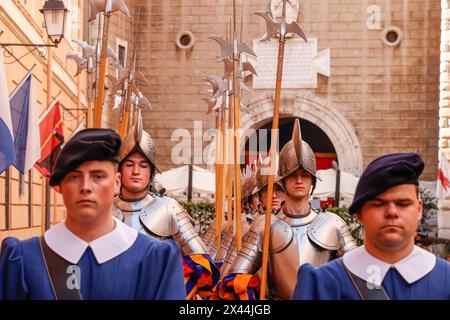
[34,101,64,180]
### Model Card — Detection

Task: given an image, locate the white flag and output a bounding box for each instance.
[436,152,450,201]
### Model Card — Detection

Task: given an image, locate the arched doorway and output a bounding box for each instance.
[240,92,363,175]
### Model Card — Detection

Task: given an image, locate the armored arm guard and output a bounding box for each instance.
[336,214,358,254]
[202,218,229,261]
[215,225,262,300]
[202,221,219,260]
[226,214,268,275]
[215,216,251,265]
[220,236,238,276]
[135,196,206,255]
[214,225,234,264]
[169,199,210,255]
[168,199,221,299]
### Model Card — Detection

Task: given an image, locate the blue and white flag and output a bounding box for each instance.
[9,71,40,174]
[0,50,14,174]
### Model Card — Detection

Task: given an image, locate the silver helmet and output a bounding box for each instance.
[119,128,161,182]
[278,118,319,181]
[252,155,282,195]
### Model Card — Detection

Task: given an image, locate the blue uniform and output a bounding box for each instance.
[292,246,450,300]
[0,221,186,300]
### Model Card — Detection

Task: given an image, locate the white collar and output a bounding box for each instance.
[44,217,138,264]
[343,245,436,287]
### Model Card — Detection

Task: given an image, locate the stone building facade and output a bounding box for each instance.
[104,0,440,179]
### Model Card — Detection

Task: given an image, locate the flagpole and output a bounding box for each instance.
[118,8,140,138]
[5,168,11,230]
[232,0,243,252]
[28,170,32,227]
[44,40,53,231]
[76,3,82,125]
[94,3,112,128]
[87,58,94,128]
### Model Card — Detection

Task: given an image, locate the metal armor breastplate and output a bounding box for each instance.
[227,208,356,300]
[267,210,335,300]
[113,195,209,255]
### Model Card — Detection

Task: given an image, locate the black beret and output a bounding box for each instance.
[50,128,121,186]
[348,152,424,214]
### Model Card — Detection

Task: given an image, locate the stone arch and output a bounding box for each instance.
[240,93,363,175]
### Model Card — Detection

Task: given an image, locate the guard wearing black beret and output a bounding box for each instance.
[348,152,424,214]
[0,128,186,300]
[50,128,121,186]
[292,152,450,300]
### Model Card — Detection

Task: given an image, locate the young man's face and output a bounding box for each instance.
[60,160,120,223]
[260,184,283,210]
[358,184,422,253]
[120,151,152,197]
[283,168,313,200]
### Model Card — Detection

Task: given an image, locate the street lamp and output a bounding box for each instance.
[40,0,68,46]
[0,0,68,48]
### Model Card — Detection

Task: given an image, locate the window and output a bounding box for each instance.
[116,38,128,69]
[118,45,126,68]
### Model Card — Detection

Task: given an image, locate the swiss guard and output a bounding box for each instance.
[292,153,450,300]
[113,124,220,299]
[217,119,357,300]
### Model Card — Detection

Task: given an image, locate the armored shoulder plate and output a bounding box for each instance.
[251,214,293,254]
[307,211,357,251]
[139,196,180,237]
